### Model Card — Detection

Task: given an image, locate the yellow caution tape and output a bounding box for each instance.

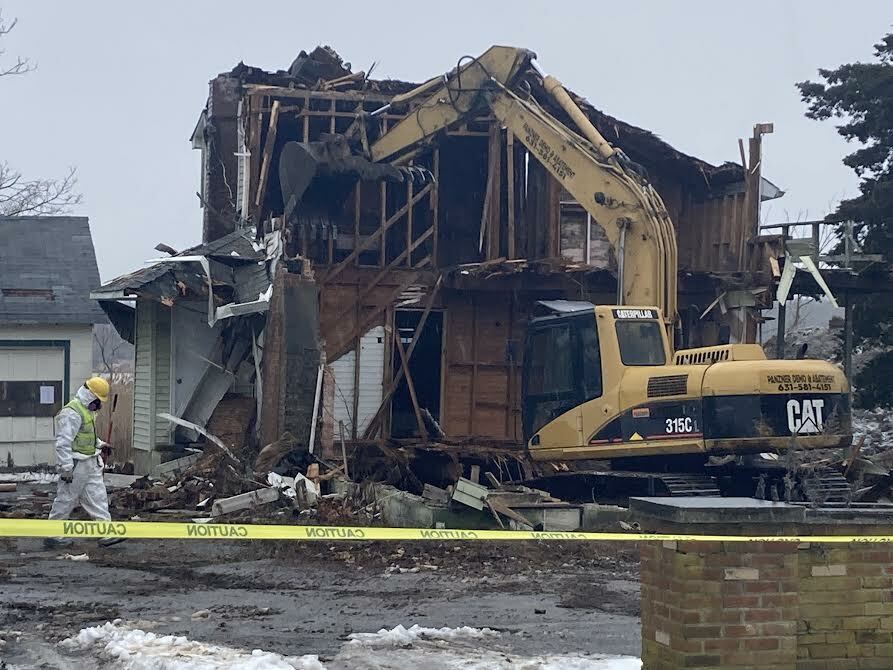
[0,518,892,543]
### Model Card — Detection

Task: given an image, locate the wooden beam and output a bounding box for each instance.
[362,275,443,438]
[394,327,428,440]
[432,148,439,267]
[254,100,280,220]
[488,124,501,260]
[468,294,478,435]
[329,272,422,363]
[328,226,434,327]
[354,182,361,267]
[506,130,515,259]
[406,173,414,267]
[379,182,387,267]
[479,129,496,256]
[352,287,361,439]
[324,183,432,286]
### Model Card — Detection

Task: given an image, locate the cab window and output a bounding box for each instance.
[616,320,666,365]
[527,325,574,396]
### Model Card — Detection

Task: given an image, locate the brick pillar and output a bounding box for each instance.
[641,539,799,669]
[797,541,893,668]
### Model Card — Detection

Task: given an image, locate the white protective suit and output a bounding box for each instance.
[48,386,111,521]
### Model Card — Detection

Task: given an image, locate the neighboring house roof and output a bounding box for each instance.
[0,216,107,325]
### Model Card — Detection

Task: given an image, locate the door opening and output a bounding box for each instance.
[391,310,443,438]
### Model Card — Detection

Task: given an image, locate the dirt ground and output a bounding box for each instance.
[0,536,641,668]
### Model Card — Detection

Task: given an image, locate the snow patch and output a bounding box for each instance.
[63,621,640,670]
[347,623,498,647]
[62,621,324,670]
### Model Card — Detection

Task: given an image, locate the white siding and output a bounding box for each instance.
[132,302,154,451]
[0,324,94,466]
[332,326,385,436]
[132,302,172,451]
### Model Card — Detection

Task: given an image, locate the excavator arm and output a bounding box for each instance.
[366,47,677,326]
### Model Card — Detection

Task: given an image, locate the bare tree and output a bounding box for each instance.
[0,11,82,216]
[93,324,128,375]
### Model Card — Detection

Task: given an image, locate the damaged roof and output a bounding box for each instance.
[220,45,753,191]
[0,216,106,325]
[95,229,264,297]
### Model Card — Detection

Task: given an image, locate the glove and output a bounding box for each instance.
[60,470,74,483]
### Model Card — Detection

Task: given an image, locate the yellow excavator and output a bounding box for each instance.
[280,46,852,501]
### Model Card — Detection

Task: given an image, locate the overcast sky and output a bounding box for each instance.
[1,1,890,281]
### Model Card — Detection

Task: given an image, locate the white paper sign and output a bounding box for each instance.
[39,385,55,405]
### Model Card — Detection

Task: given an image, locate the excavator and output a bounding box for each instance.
[279,46,853,502]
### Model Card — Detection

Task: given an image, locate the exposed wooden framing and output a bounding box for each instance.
[394,327,428,440]
[253,100,281,220]
[302,113,310,143]
[382,305,395,439]
[329,227,434,327]
[324,183,432,286]
[406,172,414,267]
[432,148,439,266]
[329,108,336,134]
[329,272,422,363]
[362,275,443,439]
[548,176,561,258]
[352,286,361,439]
[468,294,478,435]
[354,182,361,266]
[506,130,515,259]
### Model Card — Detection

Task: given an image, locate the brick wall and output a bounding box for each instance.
[641,540,798,669]
[797,544,893,669]
[641,536,893,670]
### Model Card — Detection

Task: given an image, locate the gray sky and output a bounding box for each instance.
[1,1,890,281]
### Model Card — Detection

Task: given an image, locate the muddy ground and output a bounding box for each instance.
[0,536,641,667]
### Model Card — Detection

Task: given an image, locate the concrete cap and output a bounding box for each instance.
[629,496,806,525]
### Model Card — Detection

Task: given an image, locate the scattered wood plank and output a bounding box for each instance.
[484,472,501,488]
[486,498,534,529]
[469,464,481,484]
[394,328,428,440]
[451,477,488,511]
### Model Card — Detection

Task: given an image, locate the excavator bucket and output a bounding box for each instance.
[278,137,432,222]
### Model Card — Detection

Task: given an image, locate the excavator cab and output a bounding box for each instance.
[523,301,673,451]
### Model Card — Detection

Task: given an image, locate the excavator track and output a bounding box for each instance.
[800,468,852,504]
[659,474,721,497]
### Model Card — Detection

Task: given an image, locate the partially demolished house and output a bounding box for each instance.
[93,46,786,472]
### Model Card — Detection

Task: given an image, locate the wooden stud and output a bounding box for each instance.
[506,130,515,259]
[489,124,501,260]
[254,100,281,221]
[324,183,433,286]
[479,133,496,257]
[394,327,428,440]
[432,148,439,267]
[468,294,477,435]
[380,182,387,267]
[302,113,310,143]
[406,171,414,267]
[352,285,361,439]
[354,182,361,266]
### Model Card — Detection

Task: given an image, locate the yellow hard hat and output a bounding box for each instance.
[85,377,110,402]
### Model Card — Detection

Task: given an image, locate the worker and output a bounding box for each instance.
[45,377,123,548]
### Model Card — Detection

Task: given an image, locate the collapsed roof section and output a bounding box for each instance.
[91,229,275,341]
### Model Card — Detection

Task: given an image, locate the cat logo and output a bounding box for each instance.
[786,398,825,434]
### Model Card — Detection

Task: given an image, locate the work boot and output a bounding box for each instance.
[43,537,73,550]
[97,537,127,547]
